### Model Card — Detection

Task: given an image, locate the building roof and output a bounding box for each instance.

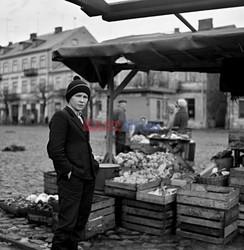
[52,27,244,88]
[0,26,97,59]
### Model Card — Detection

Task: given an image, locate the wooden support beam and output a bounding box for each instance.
[106,63,114,163]
[113,69,138,100]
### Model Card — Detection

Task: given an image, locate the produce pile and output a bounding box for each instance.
[130,134,150,144]
[0,193,59,216]
[148,131,190,140]
[115,151,176,169]
[1,196,33,211]
[113,151,194,185]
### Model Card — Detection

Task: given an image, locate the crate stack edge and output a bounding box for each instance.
[176,183,239,244]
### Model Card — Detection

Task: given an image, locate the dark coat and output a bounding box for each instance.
[47,106,99,181]
[113,106,126,131]
[173,108,189,133]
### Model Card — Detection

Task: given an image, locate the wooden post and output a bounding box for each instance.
[106,66,114,163]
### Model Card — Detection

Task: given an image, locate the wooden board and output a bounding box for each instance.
[136,187,177,205]
[121,198,175,236]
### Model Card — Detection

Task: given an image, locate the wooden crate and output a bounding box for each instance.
[52,195,115,239]
[136,187,177,205]
[104,179,161,199]
[228,130,244,149]
[44,171,58,195]
[0,201,29,217]
[177,184,239,244]
[229,168,244,202]
[239,203,244,234]
[121,198,176,236]
[27,209,53,225]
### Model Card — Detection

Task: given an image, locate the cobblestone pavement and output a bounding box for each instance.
[0,125,244,250]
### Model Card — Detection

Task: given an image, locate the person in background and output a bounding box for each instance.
[173,98,189,133]
[47,76,99,250]
[113,100,127,155]
[166,104,177,129]
[133,116,150,136]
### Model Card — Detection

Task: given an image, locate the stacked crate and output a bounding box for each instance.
[43,171,58,195]
[121,198,176,236]
[229,167,244,234]
[177,184,239,244]
[52,195,115,239]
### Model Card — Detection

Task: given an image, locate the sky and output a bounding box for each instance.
[0,0,244,46]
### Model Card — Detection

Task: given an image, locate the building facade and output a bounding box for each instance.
[0,26,97,124]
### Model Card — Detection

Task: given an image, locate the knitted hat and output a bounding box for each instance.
[65,76,91,102]
[177,99,187,108]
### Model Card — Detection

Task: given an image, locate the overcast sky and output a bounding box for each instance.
[0,0,244,46]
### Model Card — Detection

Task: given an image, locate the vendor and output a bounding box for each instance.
[173,99,189,134]
[133,116,151,136]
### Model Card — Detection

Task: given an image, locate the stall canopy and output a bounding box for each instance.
[66,0,244,21]
[53,27,244,88]
[52,27,244,162]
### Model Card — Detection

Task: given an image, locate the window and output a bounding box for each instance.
[239,100,244,118]
[3,62,8,73]
[186,98,195,119]
[40,55,46,68]
[12,60,18,72]
[30,57,37,68]
[30,79,36,93]
[157,100,161,120]
[22,80,28,93]
[12,81,18,93]
[54,76,61,90]
[22,58,28,70]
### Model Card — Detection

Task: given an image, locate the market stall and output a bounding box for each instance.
[52,26,244,163]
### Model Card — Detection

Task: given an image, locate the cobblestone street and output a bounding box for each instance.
[0,125,244,250]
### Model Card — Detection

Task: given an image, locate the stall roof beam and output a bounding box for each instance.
[66,0,244,21]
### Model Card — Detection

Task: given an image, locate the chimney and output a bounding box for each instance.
[54,27,62,34]
[8,42,13,46]
[198,18,213,31]
[174,28,180,33]
[30,33,37,40]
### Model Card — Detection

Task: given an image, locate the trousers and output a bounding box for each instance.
[51,174,95,250]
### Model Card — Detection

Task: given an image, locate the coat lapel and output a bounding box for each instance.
[64,106,86,136]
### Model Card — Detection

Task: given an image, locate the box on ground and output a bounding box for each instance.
[121,198,176,236]
[44,171,58,195]
[52,195,115,240]
[239,202,244,234]
[176,183,239,244]
[104,179,161,199]
[229,167,244,202]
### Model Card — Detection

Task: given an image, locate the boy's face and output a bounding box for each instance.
[69,92,88,112]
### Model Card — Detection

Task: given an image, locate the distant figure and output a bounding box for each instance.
[113,100,127,155]
[166,104,176,129]
[173,99,189,133]
[133,116,150,136]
